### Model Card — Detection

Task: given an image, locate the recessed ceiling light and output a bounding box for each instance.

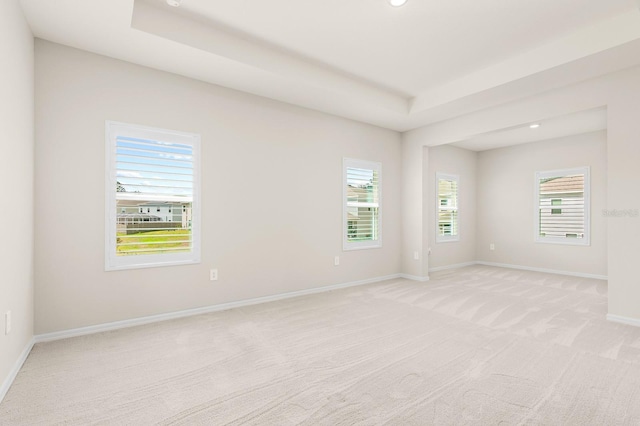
[389,0,408,7]
[530,123,541,129]
[166,0,181,7]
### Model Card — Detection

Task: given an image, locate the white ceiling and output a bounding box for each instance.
[18,0,640,138]
[167,0,632,96]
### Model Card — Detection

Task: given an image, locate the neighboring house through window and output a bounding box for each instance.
[535,167,590,245]
[343,158,381,250]
[105,121,200,270]
[436,173,459,242]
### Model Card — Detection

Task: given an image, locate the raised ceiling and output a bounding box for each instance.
[451,107,608,152]
[166,0,632,96]
[18,0,640,132]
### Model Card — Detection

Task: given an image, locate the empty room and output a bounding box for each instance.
[2,0,640,424]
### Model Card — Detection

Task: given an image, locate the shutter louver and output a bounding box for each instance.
[346,166,379,242]
[115,136,194,256]
[538,174,585,239]
[436,174,459,241]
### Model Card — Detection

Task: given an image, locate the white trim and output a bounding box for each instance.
[34,274,401,343]
[343,158,382,251]
[534,166,590,246]
[0,338,35,404]
[429,261,477,273]
[607,314,640,328]
[105,121,201,271]
[399,273,430,282]
[476,261,607,280]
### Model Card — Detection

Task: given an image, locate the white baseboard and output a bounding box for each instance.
[35,274,402,343]
[399,273,430,282]
[429,262,477,273]
[32,263,605,345]
[607,314,640,328]
[6,264,608,403]
[475,261,608,281]
[0,337,35,404]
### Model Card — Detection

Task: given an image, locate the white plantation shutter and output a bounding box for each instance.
[535,167,590,246]
[106,122,201,270]
[436,173,459,242]
[344,159,381,250]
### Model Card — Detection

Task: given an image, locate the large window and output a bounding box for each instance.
[343,158,381,250]
[105,121,201,270]
[535,167,590,245]
[436,173,459,243]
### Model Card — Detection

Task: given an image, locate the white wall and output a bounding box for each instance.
[34,40,402,334]
[400,137,427,279]
[607,85,640,322]
[427,145,477,270]
[476,131,607,276]
[0,0,34,394]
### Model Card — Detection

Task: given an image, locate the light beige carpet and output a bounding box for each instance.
[2,265,640,425]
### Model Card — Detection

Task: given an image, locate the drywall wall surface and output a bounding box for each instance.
[0,0,34,393]
[400,134,428,279]
[34,40,402,334]
[476,131,607,276]
[607,87,640,320]
[427,145,477,270]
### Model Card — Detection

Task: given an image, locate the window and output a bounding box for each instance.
[105,121,201,270]
[343,158,381,250]
[535,167,590,245]
[436,173,459,242]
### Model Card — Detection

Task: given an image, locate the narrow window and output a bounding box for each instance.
[535,167,590,245]
[105,121,201,270]
[343,158,381,250]
[436,173,459,242]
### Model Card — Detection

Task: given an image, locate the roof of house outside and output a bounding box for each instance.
[540,175,584,195]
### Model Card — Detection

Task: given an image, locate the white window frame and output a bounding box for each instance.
[343,158,382,251]
[105,121,201,271]
[436,172,460,243]
[534,166,590,246]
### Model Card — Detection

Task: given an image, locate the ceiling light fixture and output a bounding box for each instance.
[389,0,408,7]
[530,123,541,129]
[166,0,181,7]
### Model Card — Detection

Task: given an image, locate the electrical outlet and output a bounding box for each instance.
[490,243,495,251]
[5,311,11,335]
[210,269,218,281]
[334,256,340,266]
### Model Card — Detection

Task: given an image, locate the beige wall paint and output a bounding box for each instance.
[427,145,477,270]
[607,88,640,321]
[400,136,428,279]
[0,0,34,391]
[476,131,607,276]
[34,40,402,334]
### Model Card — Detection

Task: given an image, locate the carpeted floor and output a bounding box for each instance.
[2,265,640,425]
